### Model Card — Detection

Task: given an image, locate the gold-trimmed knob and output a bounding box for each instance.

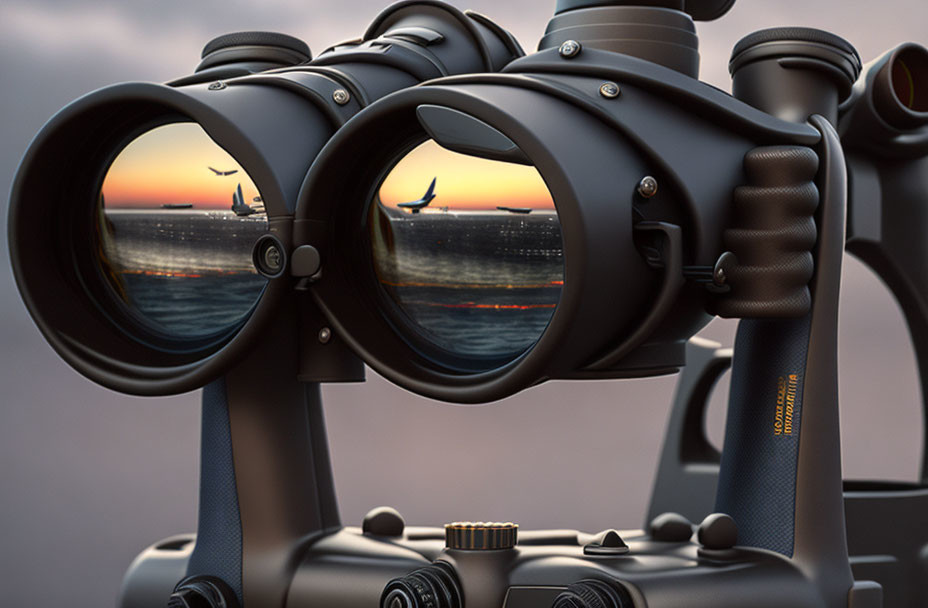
[445,522,518,551]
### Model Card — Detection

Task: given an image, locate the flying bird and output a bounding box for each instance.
[208,166,239,176]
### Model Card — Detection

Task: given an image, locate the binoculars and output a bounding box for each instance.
[7,0,928,606]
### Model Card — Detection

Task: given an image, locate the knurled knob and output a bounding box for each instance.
[445,522,518,551]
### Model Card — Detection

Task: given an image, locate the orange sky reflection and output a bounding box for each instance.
[101,122,261,209]
[379,140,554,210]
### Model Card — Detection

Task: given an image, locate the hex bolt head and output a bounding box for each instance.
[318,327,332,344]
[637,176,659,199]
[333,89,351,105]
[559,40,582,59]
[600,82,621,99]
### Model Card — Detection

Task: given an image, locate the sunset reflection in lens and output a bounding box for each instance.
[97,122,268,339]
[370,140,563,363]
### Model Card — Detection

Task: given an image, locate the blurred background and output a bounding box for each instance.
[1,0,925,606]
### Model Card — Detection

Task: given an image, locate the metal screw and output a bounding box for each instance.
[714,266,727,285]
[207,81,226,91]
[263,244,282,273]
[559,40,582,59]
[637,176,659,199]
[333,89,351,105]
[600,82,621,99]
[318,327,332,344]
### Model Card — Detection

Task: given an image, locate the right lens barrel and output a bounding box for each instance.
[295,45,825,403]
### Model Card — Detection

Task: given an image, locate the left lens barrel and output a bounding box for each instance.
[8,80,331,395]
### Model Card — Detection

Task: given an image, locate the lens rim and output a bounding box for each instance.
[8,81,302,395]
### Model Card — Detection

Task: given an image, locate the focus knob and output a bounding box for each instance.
[552,580,633,608]
[445,522,518,551]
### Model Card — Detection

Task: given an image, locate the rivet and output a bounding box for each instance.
[559,40,582,59]
[319,327,332,344]
[600,82,621,99]
[637,176,659,199]
[207,81,226,91]
[333,89,351,105]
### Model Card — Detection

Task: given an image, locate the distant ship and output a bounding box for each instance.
[397,177,438,213]
[497,206,532,214]
[162,203,194,210]
[232,183,259,217]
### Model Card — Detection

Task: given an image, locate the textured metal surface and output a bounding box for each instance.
[715,146,819,318]
[185,380,243,603]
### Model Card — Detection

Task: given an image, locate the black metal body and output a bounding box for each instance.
[6,0,521,397]
[8,1,928,607]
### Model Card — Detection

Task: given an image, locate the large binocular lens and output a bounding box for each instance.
[370,140,562,362]
[8,1,524,396]
[98,122,268,339]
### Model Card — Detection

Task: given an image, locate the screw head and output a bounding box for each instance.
[263,245,282,273]
[600,82,621,99]
[333,89,351,105]
[318,327,332,344]
[559,40,582,59]
[637,176,659,199]
[207,81,226,91]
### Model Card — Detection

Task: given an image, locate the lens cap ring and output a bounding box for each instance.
[202,31,311,60]
[729,27,862,98]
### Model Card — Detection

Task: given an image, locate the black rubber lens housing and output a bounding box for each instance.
[296,48,824,403]
[298,83,666,402]
[8,81,330,395]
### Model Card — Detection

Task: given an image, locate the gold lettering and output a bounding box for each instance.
[774,374,801,437]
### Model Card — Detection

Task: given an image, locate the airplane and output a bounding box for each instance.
[231,183,258,217]
[397,177,437,213]
[208,166,239,176]
[497,206,533,214]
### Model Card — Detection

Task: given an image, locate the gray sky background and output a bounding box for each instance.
[1,1,926,606]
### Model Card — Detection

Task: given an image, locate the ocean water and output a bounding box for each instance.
[99,209,268,338]
[98,206,566,357]
[371,208,564,360]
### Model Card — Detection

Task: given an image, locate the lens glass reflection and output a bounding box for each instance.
[369,140,563,363]
[97,122,268,339]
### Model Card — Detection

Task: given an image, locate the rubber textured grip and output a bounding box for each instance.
[715,315,811,557]
[714,145,819,318]
[185,380,244,604]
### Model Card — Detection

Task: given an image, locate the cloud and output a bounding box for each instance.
[0,3,203,75]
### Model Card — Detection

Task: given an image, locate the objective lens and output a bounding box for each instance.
[890,47,928,112]
[97,122,268,339]
[368,140,563,364]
